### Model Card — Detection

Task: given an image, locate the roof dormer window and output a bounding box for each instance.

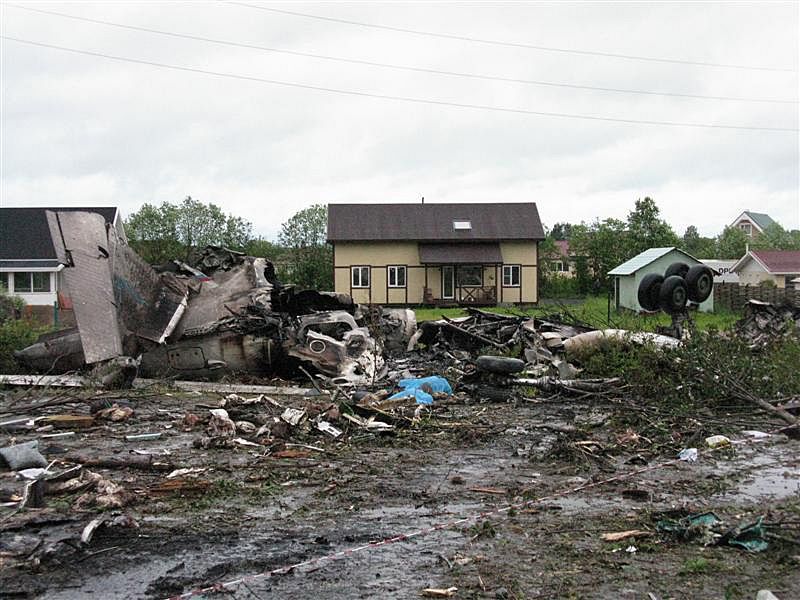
[453,220,472,230]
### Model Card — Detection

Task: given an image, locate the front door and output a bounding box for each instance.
[442,266,454,299]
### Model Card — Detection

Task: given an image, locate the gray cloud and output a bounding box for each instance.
[2,1,798,241]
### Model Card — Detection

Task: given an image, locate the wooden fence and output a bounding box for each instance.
[714,283,800,312]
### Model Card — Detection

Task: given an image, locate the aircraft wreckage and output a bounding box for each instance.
[14,210,416,386]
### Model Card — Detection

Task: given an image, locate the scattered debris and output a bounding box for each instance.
[736,300,799,347]
[0,441,47,470]
[657,512,770,552]
[601,530,653,542]
[705,435,732,449]
[421,587,458,598]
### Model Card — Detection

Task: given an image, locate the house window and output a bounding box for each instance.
[554,261,569,272]
[387,265,406,288]
[0,275,7,293]
[739,223,753,236]
[502,265,521,287]
[13,272,51,293]
[351,266,370,288]
[457,265,482,286]
[453,220,472,230]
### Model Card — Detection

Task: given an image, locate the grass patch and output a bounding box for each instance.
[413,296,740,332]
[680,557,713,574]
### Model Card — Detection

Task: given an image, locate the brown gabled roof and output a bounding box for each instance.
[327,203,545,242]
[750,249,800,273]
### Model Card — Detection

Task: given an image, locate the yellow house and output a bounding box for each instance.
[327,203,545,306]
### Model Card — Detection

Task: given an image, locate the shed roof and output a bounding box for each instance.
[327,203,545,242]
[608,247,709,276]
[609,247,677,276]
[0,207,119,260]
[418,243,503,264]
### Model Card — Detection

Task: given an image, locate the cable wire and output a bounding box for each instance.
[227,1,797,73]
[2,35,797,133]
[6,4,796,105]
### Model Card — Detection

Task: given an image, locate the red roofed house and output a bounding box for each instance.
[731,249,800,289]
[552,240,576,278]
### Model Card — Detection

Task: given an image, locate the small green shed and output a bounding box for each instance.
[608,247,714,312]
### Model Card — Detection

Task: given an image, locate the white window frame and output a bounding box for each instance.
[453,220,472,230]
[502,265,521,287]
[739,222,753,236]
[351,266,370,288]
[387,265,406,288]
[12,271,52,293]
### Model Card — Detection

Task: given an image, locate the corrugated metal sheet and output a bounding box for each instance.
[608,247,677,276]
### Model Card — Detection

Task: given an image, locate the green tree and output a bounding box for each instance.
[681,225,716,258]
[751,223,800,251]
[550,222,573,241]
[716,226,749,259]
[278,204,333,290]
[625,197,679,257]
[244,237,286,261]
[125,197,252,264]
[570,218,628,293]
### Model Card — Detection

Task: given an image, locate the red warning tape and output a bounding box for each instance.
[165,423,797,599]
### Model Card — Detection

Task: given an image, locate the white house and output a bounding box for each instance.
[0,207,124,318]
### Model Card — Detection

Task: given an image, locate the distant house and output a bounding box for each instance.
[551,240,576,278]
[730,210,776,238]
[731,249,800,288]
[608,247,714,312]
[327,203,545,305]
[0,207,125,322]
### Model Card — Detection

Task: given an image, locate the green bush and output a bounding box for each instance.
[567,329,800,435]
[540,275,581,298]
[0,318,49,373]
[0,291,50,373]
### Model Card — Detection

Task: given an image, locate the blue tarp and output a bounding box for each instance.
[388,376,452,405]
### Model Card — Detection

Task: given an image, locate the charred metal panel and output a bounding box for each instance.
[167,347,206,370]
[107,231,187,344]
[174,257,272,338]
[52,211,123,363]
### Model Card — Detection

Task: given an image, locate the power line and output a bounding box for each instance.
[2,35,797,133]
[7,3,796,105]
[227,1,797,73]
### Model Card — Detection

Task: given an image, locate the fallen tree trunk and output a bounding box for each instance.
[514,377,621,394]
[718,371,799,430]
[63,454,175,472]
[133,379,328,398]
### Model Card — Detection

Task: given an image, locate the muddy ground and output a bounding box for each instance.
[1,385,798,600]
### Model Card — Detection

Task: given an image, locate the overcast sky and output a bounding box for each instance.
[1,1,798,240]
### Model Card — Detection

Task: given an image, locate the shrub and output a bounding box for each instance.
[0,291,49,373]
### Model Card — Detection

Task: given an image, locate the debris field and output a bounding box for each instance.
[1,225,799,599]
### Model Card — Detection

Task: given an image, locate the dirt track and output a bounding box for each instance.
[1,390,799,599]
